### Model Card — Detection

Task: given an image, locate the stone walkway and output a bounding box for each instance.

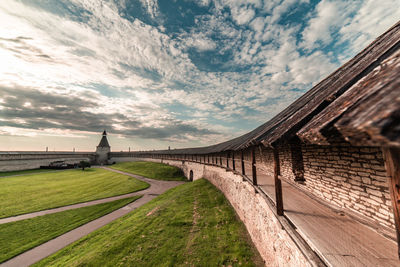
[1,167,185,267]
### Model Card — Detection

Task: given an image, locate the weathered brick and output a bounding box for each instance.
[360,154,375,159]
[290,144,393,229]
[361,177,371,184]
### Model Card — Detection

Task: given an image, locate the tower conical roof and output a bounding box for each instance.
[98,131,110,147]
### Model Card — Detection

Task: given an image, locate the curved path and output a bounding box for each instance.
[1,167,186,267]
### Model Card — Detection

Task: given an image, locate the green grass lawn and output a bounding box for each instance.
[111,161,187,181]
[35,179,263,267]
[0,168,149,218]
[0,168,57,177]
[0,196,141,263]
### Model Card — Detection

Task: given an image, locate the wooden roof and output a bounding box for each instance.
[142,20,400,154]
[298,47,400,147]
[254,20,400,148]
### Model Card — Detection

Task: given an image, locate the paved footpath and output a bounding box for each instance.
[1,167,185,267]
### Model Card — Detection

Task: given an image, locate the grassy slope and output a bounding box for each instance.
[0,196,141,263]
[0,169,56,177]
[35,179,263,267]
[111,161,187,181]
[0,168,149,218]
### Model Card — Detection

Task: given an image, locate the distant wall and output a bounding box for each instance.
[0,152,95,172]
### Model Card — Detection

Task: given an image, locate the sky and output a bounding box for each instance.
[0,0,399,152]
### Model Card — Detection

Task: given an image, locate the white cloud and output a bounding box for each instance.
[184,32,217,51]
[250,17,265,32]
[139,0,160,19]
[231,6,255,25]
[1,0,399,150]
[301,0,400,58]
[338,0,400,60]
[301,0,357,50]
[270,0,309,23]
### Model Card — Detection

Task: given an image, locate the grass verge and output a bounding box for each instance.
[0,196,141,263]
[0,168,149,218]
[111,161,187,181]
[0,168,56,177]
[35,179,263,267]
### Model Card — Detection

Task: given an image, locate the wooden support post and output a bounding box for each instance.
[274,148,284,216]
[251,146,257,185]
[226,152,230,169]
[383,147,400,258]
[232,151,236,171]
[208,154,210,164]
[241,150,245,175]
[220,154,222,166]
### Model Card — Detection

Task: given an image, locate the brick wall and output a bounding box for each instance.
[253,143,393,230]
[299,144,393,229]
[278,145,296,181]
[113,143,393,231]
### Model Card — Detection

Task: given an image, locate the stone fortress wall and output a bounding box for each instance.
[111,141,394,233]
[249,144,393,230]
[109,156,315,266]
[0,152,95,172]
[109,141,395,266]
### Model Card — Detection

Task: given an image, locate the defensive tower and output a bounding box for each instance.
[96,130,110,165]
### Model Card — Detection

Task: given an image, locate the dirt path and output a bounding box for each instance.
[184,196,200,264]
[1,167,186,267]
[0,167,183,224]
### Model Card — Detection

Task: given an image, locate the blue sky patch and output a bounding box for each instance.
[0,0,399,151]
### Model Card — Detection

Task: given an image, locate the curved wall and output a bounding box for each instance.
[119,157,321,267]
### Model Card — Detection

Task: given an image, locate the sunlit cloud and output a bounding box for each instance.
[0,0,399,151]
